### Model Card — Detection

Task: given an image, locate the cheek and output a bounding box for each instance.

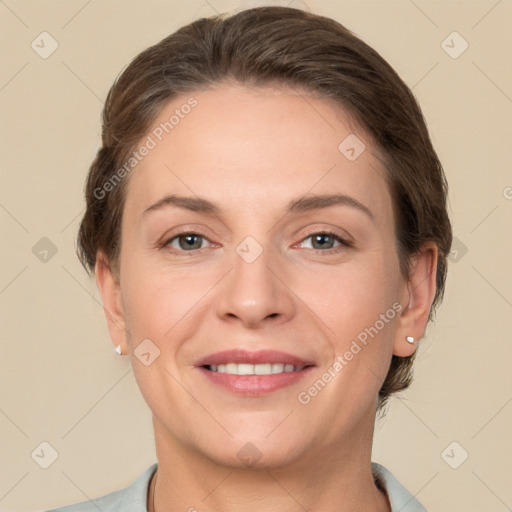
[297,255,398,338]
[119,258,223,365]
[298,254,400,399]
[295,261,400,414]
[121,271,192,340]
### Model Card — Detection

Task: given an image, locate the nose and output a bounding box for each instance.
[215,242,296,329]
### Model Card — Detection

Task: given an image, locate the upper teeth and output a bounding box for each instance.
[208,363,304,375]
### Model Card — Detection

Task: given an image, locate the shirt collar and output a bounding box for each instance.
[371,462,428,512]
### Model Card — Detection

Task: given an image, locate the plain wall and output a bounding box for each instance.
[0,1,511,511]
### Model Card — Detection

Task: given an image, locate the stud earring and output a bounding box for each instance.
[406,336,415,344]
[114,344,122,355]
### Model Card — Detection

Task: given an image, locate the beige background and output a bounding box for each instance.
[1,0,511,511]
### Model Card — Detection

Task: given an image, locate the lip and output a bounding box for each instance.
[196,349,315,367]
[195,349,316,396]
[198,366,315,396]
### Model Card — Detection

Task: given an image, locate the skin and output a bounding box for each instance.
[96,83,437,512]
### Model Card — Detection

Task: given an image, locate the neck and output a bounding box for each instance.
[149,413,390,512]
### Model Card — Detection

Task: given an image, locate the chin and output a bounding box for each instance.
[197,432,308,471]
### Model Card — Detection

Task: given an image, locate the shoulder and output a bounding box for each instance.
[44,463,158,512]
[371,462,428,512]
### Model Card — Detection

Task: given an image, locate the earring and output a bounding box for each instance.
[406,336,415,344]
[114,344,122,355]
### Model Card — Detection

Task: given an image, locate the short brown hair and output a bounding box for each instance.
[77,6,452,412]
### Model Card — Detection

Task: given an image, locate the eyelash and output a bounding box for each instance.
[160,228,353,255]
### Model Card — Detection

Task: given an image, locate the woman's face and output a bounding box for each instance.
[104,83,418,468]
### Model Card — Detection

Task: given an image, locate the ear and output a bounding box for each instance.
[393,242,438,357]
[95,251,128,355]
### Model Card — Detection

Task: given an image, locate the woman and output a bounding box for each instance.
[48,6,452,512]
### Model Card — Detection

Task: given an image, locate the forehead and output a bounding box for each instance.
[122,83,392,224]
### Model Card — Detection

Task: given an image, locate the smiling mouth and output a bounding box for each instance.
[204,363,309,375]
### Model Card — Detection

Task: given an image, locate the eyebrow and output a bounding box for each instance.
[143,193,375,223]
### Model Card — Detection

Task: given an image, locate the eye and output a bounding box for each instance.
[164,232,212,252]
[161,230,352,255]
[298,231,352,252]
